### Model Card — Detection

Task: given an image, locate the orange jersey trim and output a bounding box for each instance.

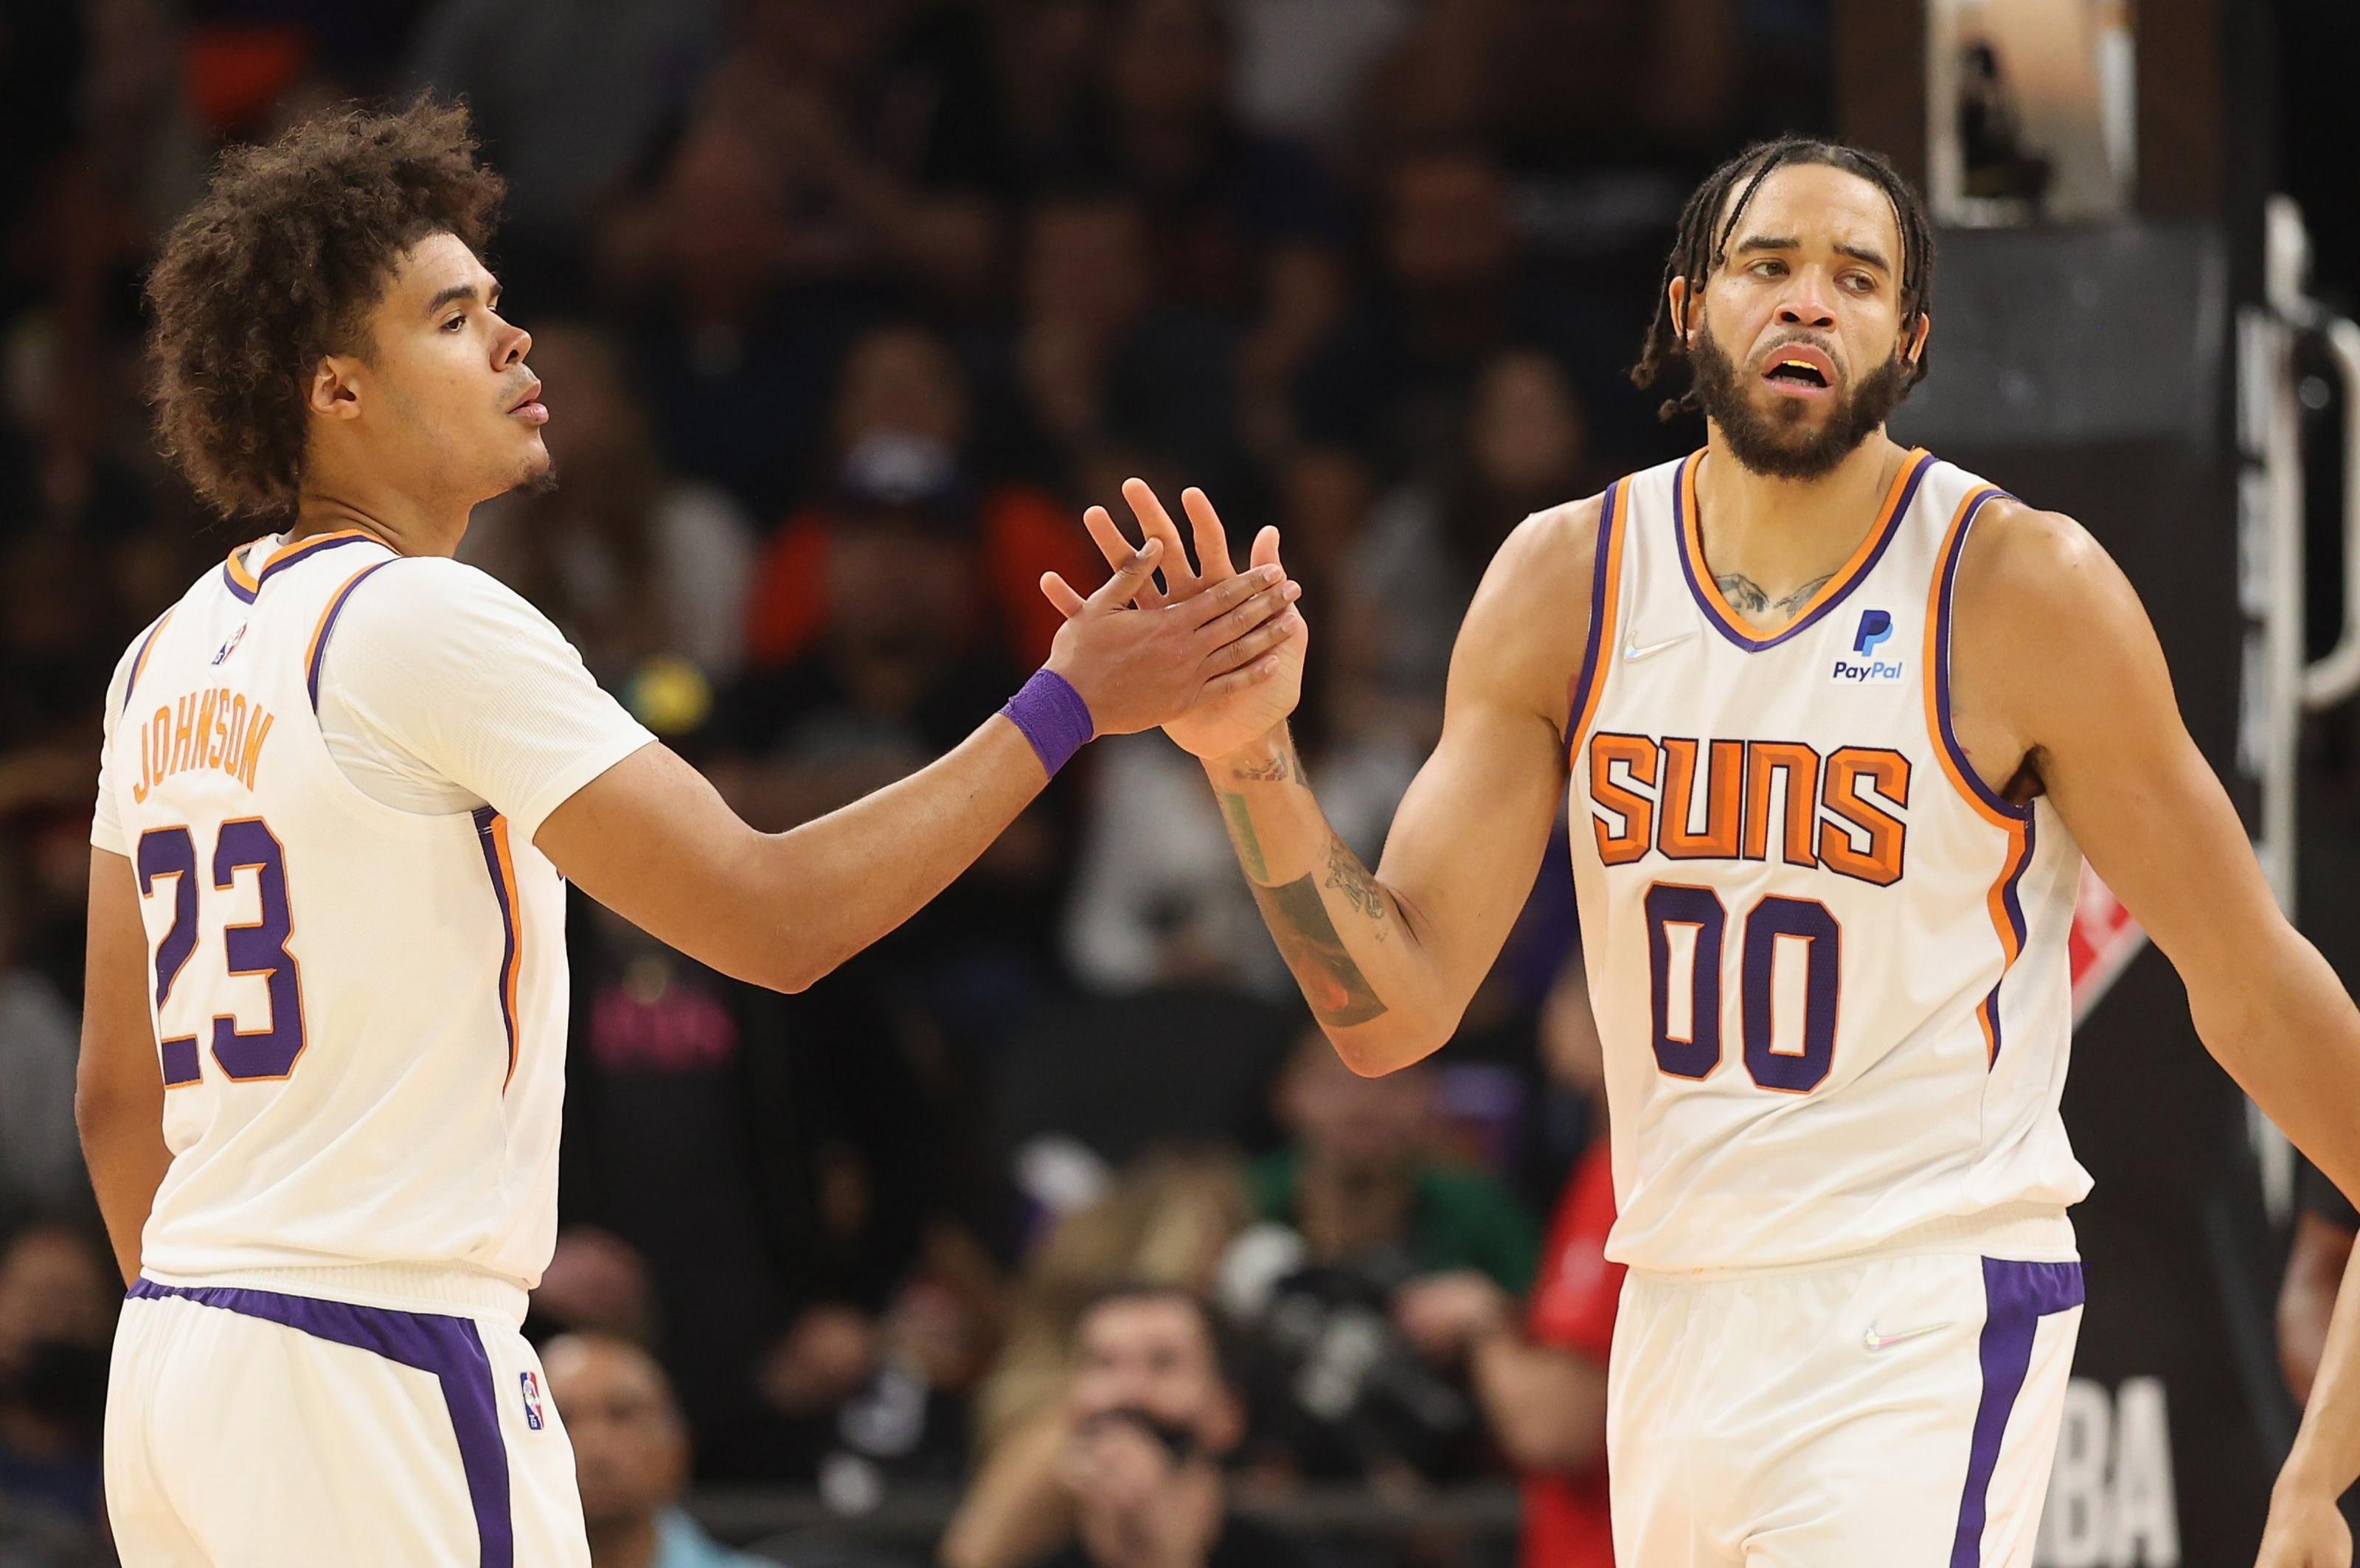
[1679,448,1932,648]
[122,609,175,718]
[1920,482,2036,1064]
[1565,482,1631,754]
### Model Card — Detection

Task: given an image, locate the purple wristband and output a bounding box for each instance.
[1002,667,1095,777]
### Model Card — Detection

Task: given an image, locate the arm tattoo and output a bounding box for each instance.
[1218,791,1270,881]
[1229,749,1294,784]
[1715,571,1836,619]
[1217,736,1299,880]
[1322,833,1390,941]
[1252,874,1391,1027]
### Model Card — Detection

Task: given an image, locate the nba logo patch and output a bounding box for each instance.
[519,1371,544,1431]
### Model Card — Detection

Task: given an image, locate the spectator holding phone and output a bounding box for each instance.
[1024,1283,1305,1568]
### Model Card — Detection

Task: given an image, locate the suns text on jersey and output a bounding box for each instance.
[131,686,276,801]
[1584,732,1907,886]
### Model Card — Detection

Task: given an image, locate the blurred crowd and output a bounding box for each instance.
[0,1,1838,1563]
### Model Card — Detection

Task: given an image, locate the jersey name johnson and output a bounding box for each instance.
[128,684,277,800]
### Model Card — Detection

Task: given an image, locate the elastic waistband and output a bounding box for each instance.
[1625,1203,2078,1284]
[136,1261,528,1327]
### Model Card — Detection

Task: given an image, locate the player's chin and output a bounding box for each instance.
[510,438,558,496]
[1762,391,1835,429]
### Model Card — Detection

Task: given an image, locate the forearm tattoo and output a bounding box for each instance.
[1215,738,1299,881]
[1252,874,1391,1027]
[1229,749,1294,784]
[1322,833,1390,941]
[1218,790,1270,881]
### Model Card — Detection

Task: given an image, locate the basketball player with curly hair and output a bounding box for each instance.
[83,98,1301,1565]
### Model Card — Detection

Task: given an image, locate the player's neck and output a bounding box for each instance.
[1691,431,1908,617]
[288,464,471,558]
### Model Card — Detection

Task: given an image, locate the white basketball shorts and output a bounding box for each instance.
[1608,1240,2084,1567]
[105,1277,590,1567]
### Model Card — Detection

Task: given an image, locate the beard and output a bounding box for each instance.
[511,443,560,497]
[1689,322,1909,481]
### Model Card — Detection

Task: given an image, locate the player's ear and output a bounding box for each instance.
[1668,277,1695,342]
[308,355,363,420]
[1904,311,1931,368]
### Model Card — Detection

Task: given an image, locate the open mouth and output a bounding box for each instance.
[1760,344,1837,398]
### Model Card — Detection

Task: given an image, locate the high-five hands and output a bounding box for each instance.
[1044,478,1310,760]
[1038,512,1302,740]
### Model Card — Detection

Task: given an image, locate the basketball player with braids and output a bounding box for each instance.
[1075,139,2360,1563]
[82,100,1299,1564]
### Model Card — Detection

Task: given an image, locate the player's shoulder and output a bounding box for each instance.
[333,552,556,636]
[1453,492,1611,714]
[1480,492,1607,610]
[1468,493,1608,648]
[1946,490,2154,724]
[1951,492,2127,633]
[315,552,577,690]
[104,561,223,711]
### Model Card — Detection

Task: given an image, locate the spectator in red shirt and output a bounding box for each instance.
[1394,960,1618,1568]
[741,324,1100,674]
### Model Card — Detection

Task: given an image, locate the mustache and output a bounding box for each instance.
[1689,324,1909,480]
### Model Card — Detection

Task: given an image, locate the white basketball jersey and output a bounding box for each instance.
[103,532,570,1311]
[1566,450,2092,1274]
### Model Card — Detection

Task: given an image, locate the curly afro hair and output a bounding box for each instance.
[145,97,507,519]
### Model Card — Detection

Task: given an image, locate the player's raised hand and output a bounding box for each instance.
[1038,534,1302,739]
[2256,1484,2354,1568]
[1045,479,1310,760]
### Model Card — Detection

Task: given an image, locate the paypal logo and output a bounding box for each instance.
[1853,609,1893,656]
[1832,608,1904,683]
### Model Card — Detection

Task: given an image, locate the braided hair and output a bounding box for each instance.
[1631,138,1936,422]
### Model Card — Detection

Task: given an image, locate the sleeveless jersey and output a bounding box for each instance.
[1565,449,2092,1274]
[101,532,572,1314]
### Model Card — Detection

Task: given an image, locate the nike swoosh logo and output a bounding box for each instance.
[1622,632,1695,662]
[1863,1320,1953,1352]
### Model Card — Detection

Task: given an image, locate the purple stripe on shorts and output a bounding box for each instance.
[1948,1257,2086,1568]
[128,1278,513,1567]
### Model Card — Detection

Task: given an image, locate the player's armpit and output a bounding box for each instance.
[1952,502,2360,1204]
[78,847,172,1286]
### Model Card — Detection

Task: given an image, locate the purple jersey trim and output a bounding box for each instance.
[305,560,396,710]
[1982,811,2036,1069]
[121,612,173,718]
[221,533,381,604]
[1931,490,2034,822]
[1562,481,1621,758]
[471,808,521,1086]
[127,1278,513,1567]
[1675,450,1932,653]
[1948,1257,2085,1567]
